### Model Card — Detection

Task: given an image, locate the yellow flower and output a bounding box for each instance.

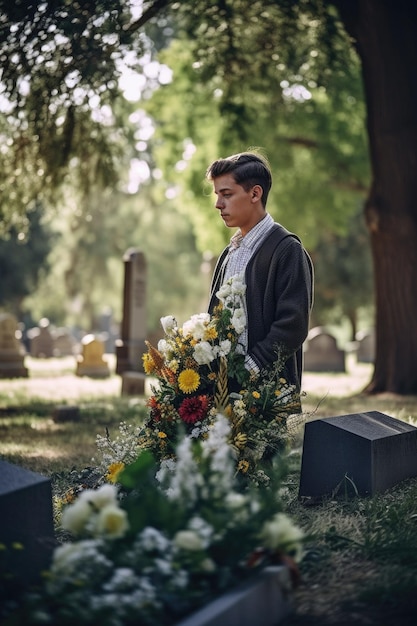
[252,391,261,399]
[237,460,250,474]
[106,461,125,484]
[204,326,218,341]
[234,432,248,449]
[208,372,217,381]
[142,352,155,374]
[158,431,167,438]
[274,389,281,397]
[279,377,287,384]
[178,369,200,394]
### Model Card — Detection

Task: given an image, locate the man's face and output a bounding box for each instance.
[213,174,264,236]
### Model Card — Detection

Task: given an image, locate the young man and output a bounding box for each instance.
[206,150,313,391]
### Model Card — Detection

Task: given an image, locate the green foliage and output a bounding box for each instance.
[0,203,55,316]
[312,208,374,337]
[0,0,172,229]
[144,5,369,255]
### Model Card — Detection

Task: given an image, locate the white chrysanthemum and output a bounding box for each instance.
[215,339,232,357]
[174,530,204,551]
[160,315,177,335]
[231,308,246,334]
[157,338,170,356]
[93,503,129,539]
[230,273,246,296]
[182,313,210,340]
[260,512,304,561]
[216,282,232,302]
[193,340,216,365]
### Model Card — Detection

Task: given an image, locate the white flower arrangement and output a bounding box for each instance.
[17,415,304,626]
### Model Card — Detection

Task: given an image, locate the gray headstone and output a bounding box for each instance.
[303,326,345,372]
[356,329,375,363]
[28,318,54,358]
[0,460,55,584]
[53,328,76,356]
[176,566,291,626]
[0,313,28,378]
[116,249,147,393]
[299,411,417,498]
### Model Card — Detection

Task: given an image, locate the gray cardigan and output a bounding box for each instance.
[209,224,314,389]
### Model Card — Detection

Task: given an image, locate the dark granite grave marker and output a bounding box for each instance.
[0,460,55,584]
[299,411,417,498]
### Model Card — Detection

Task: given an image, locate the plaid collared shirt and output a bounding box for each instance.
[222,213,275,372]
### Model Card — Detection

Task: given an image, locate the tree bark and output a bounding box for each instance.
[334,0,417,393]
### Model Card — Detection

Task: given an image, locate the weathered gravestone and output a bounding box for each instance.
[0,313,28,378]
[303,326,346,372]
[76,334,110,377]
[0,460,55,584]
[356,329,375,364]
[28,318,54,358]
[299,411,417,499]
[53,327,77,357]
[116,248,147,395]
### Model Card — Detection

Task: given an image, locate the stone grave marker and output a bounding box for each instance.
[0,312,28,378]
[116,248,147,395]
[356,329,375,363]
[53,327,77,357]
[76,334,110,378]
[28,318,54,358]
[303,326,345,372]
[0,460,55,584]
[299,411,417,499]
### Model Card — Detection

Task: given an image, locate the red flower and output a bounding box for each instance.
[147,396,161,422]
[179,395,209,424]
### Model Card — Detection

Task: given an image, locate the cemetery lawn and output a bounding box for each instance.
[1,356,417,625]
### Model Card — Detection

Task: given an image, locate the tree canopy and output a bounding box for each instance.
[1,0,416,393]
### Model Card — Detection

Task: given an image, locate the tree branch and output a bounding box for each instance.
[123,0,174,33]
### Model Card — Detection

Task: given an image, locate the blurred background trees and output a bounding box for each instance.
[1,1,415,392]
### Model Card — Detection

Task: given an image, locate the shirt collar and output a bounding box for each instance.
[231,213,274,250]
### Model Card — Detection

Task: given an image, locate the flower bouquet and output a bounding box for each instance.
[6,416,303,626]
[140,273,302,481]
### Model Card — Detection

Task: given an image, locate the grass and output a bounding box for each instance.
[1,356,417,625]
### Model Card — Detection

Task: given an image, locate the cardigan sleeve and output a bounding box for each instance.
[246,236,313,372]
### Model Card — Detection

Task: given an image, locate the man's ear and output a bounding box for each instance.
[251,185,263,202]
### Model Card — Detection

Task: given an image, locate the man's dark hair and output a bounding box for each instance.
[206,151,272,207]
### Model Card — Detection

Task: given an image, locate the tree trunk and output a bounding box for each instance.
[335,0,417,393]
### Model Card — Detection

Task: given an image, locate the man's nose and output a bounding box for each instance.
[215,198,224,210]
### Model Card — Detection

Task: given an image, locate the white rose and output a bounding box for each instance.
[216,282,232,302]
[61,498,94,536]
[260,513,304,560]
[160,315,177,335]
[174,530,204,551]
[93,503,129,539]
[88,483,118,508]
[182,313,210,340]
